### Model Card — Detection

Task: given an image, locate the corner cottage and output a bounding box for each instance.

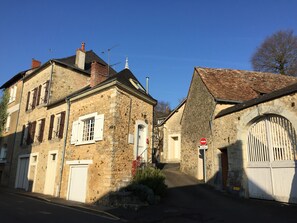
[0,43,156,203]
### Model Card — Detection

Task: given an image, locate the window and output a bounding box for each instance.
[71,112,104,145]
[39,81,50,105]
[26,88,37,111]
[48,112,65,140]
[82,117,95,141]
[9,85,17,103]
[36,119,45,143]
[25,80,50,111]
[20,124,28,146]
[21,121,36,145]
[129,78,146,92]
[5,114,11,132]
[0,145,7,163]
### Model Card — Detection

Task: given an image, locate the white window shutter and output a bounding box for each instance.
[94,114,104,141]
[71,120,79,144]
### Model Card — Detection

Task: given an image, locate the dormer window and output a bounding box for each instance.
[129,78,145,92]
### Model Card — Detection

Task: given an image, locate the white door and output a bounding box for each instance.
[68,165,88,203]
[168,136,180,161]
[16,157,29,190]
[44,152,58,195]
[247,115,297,202]
[136,125,147,161]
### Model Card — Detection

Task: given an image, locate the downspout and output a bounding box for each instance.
[8,78,24,187]
[57,97,71,197]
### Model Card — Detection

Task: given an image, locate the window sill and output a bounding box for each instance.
[74,140,95,146]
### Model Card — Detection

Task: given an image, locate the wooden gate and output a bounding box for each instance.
[247,115,297,202]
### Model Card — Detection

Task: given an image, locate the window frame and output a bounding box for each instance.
[71,112,104,145]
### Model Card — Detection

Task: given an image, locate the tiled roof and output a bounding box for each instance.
[216,82,297,118]
[196,67,297,102]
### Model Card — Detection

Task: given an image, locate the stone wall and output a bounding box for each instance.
[50,63,89,104]
[181,71,216,178]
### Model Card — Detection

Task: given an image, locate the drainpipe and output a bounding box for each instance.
[57,97,71,197]
[146,77,149,94]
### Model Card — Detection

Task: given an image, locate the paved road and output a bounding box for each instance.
[111,164,297,223]
[0,190,120,223]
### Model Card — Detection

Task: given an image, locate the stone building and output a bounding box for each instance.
[181,67,297,183]
[213,82,297,203]
[0,60,40,186]
[0,43,156,203]
[158,99,185,163]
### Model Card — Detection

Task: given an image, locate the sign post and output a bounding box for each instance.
[199,138,208,183]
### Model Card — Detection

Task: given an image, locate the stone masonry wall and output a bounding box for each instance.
[50,64,89,104]
[181,71,216,178]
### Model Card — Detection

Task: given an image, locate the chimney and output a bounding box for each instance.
[31,59,41,69]
[75,42,86,70]
[90,61,109,87]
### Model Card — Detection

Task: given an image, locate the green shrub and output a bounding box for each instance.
[132,167,167,197]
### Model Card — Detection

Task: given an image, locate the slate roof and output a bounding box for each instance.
[98,68,156,102]
[0,70,27,89]
[196,67,297,102]
[55,50,116,75]
[1,50,117,89]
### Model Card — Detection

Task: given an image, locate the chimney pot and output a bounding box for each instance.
[81,42,85,52]
[31,59,41,69]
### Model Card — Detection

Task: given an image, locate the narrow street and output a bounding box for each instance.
[111,164,297,223]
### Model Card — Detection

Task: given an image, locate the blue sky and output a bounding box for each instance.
[0,0,297,108]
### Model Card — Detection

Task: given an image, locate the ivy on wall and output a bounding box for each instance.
[0,90,9,137]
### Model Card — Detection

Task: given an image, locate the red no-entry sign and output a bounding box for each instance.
[200,138,207,146]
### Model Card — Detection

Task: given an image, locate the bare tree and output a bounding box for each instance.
[251,30,297,76]
[154,101,171,120]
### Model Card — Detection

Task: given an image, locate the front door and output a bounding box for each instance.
[220,148,228,189]
[44,152,58,195]
[136,125,147,161]
[68,165,88,203]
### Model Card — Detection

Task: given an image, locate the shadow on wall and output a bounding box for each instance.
[2,130,34,192]
[210,139,297,204]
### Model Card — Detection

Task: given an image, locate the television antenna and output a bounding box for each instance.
[101,44,119,75]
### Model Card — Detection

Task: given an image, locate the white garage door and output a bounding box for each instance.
[247,115,297,203]
[15,156,29,190]
[68,165,88,203]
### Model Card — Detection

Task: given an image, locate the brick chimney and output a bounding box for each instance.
[31,59,41,69]
[90,61,108,87]
[75,42,86,70]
